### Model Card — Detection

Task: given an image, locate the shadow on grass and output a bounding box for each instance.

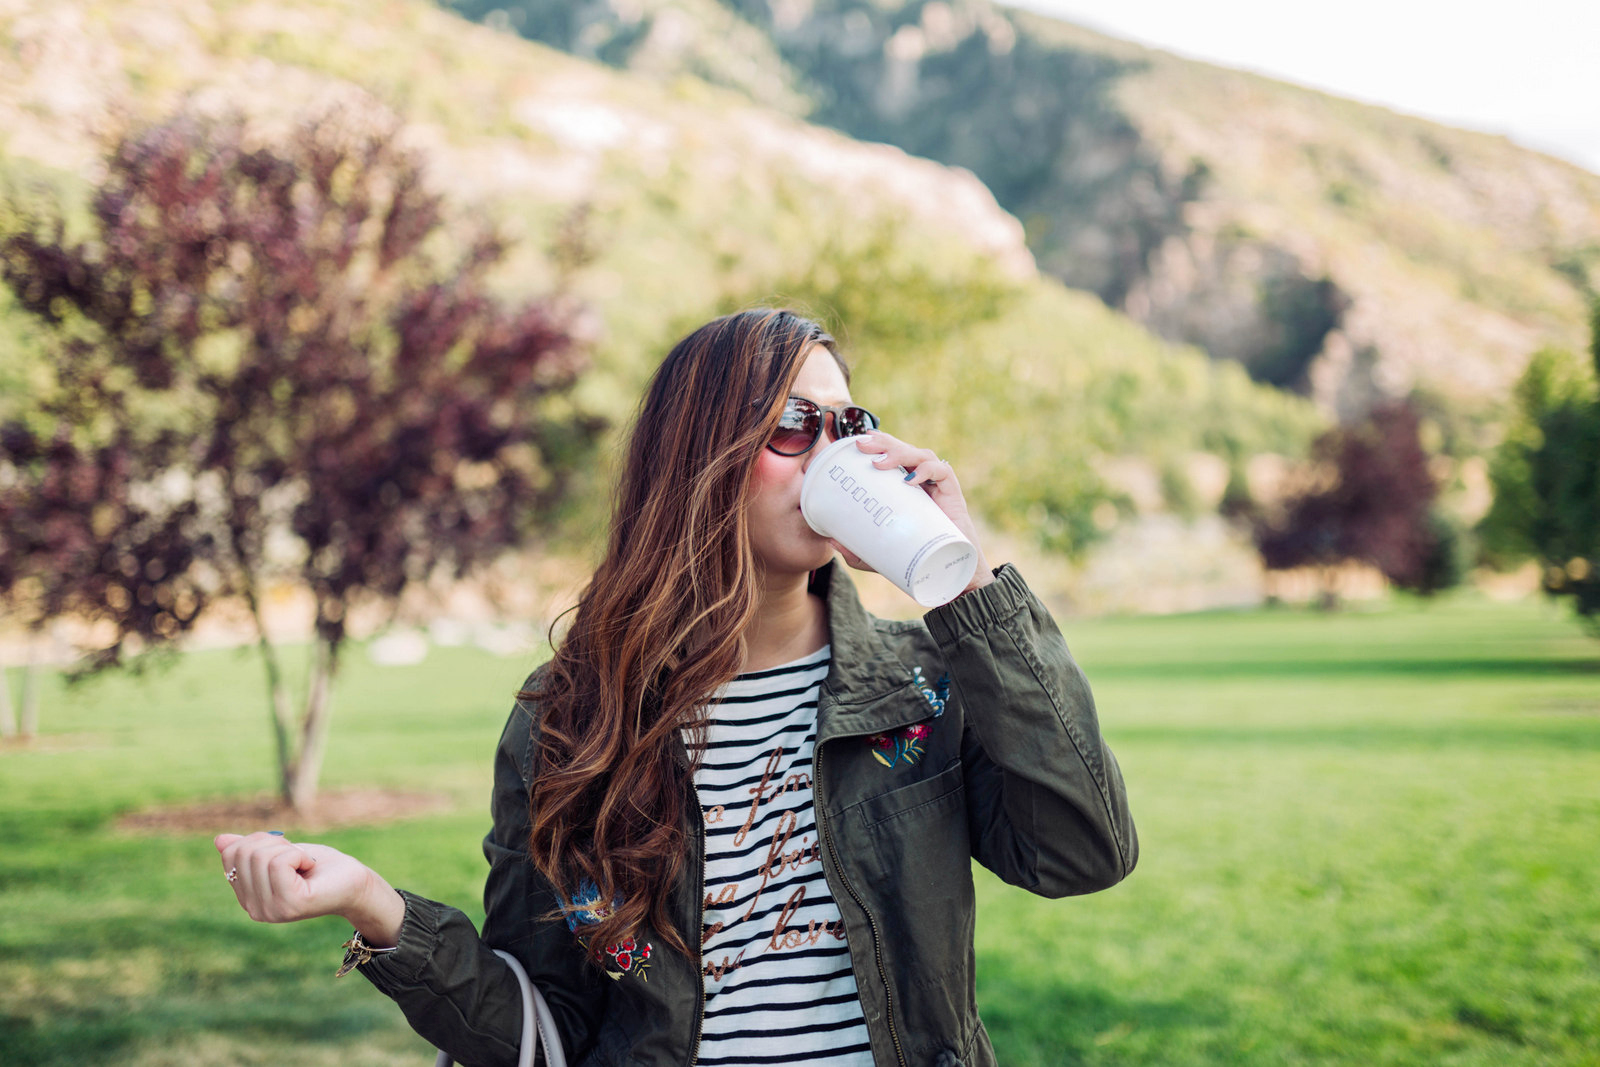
[1114,721,1600,751]
[1,911,402,1066]
[1091,656,1600,682]
[0,883,419,1062]
[0,1000,401,1067]
[979,969,1228,1066]
[0,810,219,893]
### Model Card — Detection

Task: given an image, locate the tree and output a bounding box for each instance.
[1252,399,1458,604]
[0,418,204,740]
[1480,306,1600,632]
[0,107,602,806]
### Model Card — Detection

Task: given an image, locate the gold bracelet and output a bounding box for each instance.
[336,930,398,978]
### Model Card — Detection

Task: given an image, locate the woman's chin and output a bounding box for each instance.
[763,546,836,580]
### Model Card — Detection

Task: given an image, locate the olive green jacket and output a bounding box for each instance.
[360,562,1137,1067]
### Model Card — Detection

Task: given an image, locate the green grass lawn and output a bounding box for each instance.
[2,593,1597,1065]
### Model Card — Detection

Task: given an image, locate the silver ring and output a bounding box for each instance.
[226,867,238,883]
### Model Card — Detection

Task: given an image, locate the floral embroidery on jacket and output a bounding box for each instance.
[562,880,612,932]
[869,668,950,767]
[870,727,925,767]
[564,881,655,981]
[602,938,653,981]
[912,666,950,717]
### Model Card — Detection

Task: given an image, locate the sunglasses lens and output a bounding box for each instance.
[769,401,820,455]
[838,407,878,437]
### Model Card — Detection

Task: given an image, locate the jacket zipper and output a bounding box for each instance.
[688,777,706,1066]
[814,741,909,1067]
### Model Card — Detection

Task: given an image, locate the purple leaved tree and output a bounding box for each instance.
[1252,400,1458,606]
[0,108,602,807]
[0,421,210,739]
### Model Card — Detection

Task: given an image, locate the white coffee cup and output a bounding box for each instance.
[800,436,978,607]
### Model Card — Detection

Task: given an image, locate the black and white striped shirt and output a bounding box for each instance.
[690,646,874,1067]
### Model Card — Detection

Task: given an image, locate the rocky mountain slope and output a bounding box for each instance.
[0,0,1319,579]
[450,0,1600,430]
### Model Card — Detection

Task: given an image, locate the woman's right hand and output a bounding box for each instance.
[214,831,405,946]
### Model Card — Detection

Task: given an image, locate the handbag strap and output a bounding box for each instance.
[433,949,568,1067]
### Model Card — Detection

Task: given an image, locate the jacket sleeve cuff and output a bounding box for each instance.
[923,563,1030,647]
[356,888,440,992]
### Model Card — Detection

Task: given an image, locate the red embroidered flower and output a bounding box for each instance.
[905,723,930,739]
[871,734,893,750]
[606,938,643,972]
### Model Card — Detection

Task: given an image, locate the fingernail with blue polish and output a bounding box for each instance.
[903,471,917,482]
[267,830,284,836]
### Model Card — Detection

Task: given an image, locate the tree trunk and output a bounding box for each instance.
[19,660,39,738]
[287,636,339,812]
[241,582,298,806]
[0,663,16,739]
[261,637,297,806]
[1317,565,1342,612]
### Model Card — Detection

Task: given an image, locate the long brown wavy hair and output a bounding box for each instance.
[525,309,840,960]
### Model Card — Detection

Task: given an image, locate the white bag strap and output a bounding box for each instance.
[433,949,568,1067]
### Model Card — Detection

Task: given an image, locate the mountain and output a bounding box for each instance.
[446,0,1600,432]
[0,0,1318,579]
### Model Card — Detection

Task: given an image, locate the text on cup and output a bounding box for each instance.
[827,465,895,527]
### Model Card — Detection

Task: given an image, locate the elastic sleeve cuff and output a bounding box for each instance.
[924,563,1030,648]
[357,888,440,992]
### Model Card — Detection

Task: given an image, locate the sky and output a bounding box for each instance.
[1000,0,1600,175]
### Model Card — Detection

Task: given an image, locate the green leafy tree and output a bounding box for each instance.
[1480,306,1600,632]
[715,217,1123,557]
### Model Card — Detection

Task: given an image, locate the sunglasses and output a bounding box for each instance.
[766,395,880,456]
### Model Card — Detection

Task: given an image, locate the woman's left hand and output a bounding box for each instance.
[830,431,995,595]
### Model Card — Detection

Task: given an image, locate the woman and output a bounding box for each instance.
[216,308,1137,1067]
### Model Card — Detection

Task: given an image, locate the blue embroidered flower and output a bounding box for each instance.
[563,879,612,932]
[911,666,949,717]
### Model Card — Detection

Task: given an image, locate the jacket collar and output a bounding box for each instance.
[669,562,909,769]
[812,562,927,742]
